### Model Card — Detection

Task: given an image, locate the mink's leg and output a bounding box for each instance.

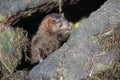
[31,47,43,64]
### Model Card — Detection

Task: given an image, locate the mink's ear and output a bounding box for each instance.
[48,18,55,24]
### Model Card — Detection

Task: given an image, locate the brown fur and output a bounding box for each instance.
[30,13,72,64]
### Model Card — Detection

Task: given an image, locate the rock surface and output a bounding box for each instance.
[0,0,58,24]
[0,0,60,16]
[0,0,77,24]
[27,0,120,80]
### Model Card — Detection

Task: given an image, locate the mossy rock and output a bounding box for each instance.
[0,23,29,75]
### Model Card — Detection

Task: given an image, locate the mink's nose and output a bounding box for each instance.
[64,25,73,34]
[68,25,73,30]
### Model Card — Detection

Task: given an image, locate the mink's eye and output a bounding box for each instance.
[58,22,62,28]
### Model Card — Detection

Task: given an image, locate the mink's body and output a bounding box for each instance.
[30,13,72,64]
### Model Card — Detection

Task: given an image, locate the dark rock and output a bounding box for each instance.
[27,0,120,80]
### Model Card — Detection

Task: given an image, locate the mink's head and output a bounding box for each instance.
[41,13,72,34]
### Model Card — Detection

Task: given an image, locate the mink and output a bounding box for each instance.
[30,13,72,64]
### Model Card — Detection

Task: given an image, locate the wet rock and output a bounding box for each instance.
[27,0,120,80]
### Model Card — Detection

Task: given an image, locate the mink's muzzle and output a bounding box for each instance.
[68,25,72,30]
[63,25,72,34]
